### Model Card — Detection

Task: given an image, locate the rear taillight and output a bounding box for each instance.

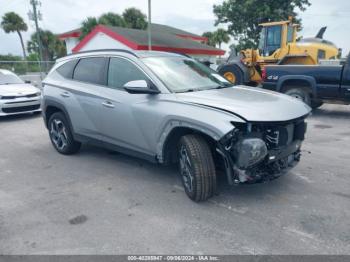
[261,67,267,81]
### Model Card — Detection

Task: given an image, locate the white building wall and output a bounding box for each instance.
[79,32,132,52]
[65,37,79,54]
[64,32,219,62]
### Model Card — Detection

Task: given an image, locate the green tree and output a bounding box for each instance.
[79,8,148,40]
[99,12,126,27]
[213,0,311,50]
[0,54,26,74]
[202,32,217,47]
[202,29,230,49]
[79,17,99,40]
[1,12,28,59]
[213,28,230,49]
[27,29,66,61]
[122,8,147,30]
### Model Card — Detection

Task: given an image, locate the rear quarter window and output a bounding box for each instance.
[56,60,78,79]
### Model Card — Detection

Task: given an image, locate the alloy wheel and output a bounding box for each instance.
[179,145,194,193]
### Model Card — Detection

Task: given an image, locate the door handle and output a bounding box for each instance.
[60,92,70,98]
[102,101,115,108]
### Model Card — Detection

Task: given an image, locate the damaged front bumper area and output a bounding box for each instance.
[217,119,307,184]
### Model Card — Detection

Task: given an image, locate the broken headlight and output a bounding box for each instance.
[233,138,268,169]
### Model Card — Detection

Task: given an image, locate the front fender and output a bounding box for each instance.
[277,75,317,98]
[155,106,245,163]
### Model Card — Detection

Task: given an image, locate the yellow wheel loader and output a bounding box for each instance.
[217,18,340,85]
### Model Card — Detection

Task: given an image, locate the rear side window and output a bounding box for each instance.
[73,57,107,85]
[56,60,78,79]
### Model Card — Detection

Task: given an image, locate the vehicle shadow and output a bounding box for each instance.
[311,105,350,120]
[78,144,291,202]
[0,112,41,123]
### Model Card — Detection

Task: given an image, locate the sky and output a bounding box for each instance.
[0,0,349,57]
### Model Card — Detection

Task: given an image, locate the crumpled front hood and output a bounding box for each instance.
[0,84,39,96]
[176,85,311,122]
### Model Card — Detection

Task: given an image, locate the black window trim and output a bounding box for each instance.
[56,54,160,93]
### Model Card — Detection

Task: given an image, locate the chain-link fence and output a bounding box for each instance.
[0,60,55,88]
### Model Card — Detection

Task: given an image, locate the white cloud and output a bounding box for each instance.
[0,0,348,57]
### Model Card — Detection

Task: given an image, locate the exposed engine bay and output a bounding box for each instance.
[217,117,307,184]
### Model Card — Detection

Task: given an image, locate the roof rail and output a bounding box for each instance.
[62,49,139,59]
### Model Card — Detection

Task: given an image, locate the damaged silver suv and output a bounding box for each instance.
[42,50,311,202]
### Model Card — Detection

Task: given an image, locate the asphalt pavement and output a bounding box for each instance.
[0,104,349,255]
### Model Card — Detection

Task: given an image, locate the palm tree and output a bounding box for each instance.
[214,29,230,49]
[27,29,66,61]
[1,12,28,58]
[202,32,217,47]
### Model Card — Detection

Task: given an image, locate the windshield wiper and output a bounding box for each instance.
[213,84,232,90]
[177,88,197,93]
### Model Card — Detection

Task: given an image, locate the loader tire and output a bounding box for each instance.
[218,65,243,85]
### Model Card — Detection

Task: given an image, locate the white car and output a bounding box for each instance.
[0,69,41,116]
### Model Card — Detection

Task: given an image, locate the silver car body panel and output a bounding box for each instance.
[176,86,311,122]
[43,50,311,163]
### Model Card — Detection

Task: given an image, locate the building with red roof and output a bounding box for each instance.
[59,23,225,61]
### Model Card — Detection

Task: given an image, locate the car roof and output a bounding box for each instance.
[56,49,186,63]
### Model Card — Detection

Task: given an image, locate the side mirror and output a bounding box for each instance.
[123,80,160,94]
[25,80,31,84]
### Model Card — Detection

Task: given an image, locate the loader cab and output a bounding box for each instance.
[258,20,297,58]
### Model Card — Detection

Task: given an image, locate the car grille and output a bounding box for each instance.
[264,124,294,148]
[1,93,38,100]
[2,104,40,113]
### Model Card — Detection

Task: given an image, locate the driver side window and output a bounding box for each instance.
[108,57,148,89]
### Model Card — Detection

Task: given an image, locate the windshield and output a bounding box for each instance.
[142,56,233,93]
[0,73,24,85]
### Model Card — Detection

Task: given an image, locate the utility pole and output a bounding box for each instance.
[147,0,152,50]
[28,0,44,74]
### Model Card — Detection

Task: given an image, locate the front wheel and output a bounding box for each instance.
[178,134,216,202]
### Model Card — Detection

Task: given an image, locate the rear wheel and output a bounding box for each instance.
[218,65,243,85]
[48,112,81,155]
[178,134,216,202]
[284,87,311,106]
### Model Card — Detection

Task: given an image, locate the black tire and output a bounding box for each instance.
[178,134,217,202]
[284,87,311,106]
[218,65,243,85]
[48,112,81,155]
[311,100,323,109]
